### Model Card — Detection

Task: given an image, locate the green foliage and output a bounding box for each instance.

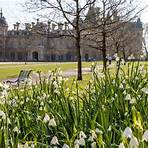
[0,63,147,147]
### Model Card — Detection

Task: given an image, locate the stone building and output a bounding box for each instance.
[0,9,143,62]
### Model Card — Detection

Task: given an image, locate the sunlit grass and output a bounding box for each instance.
[0,62,101,80]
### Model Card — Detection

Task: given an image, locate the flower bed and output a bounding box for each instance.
[0,63,148,148]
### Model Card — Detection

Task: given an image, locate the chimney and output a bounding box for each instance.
[47,21,51,32]
[58,23,63,31]
[13,24,17,30]
[37,19,39,24]
[52,23,56,31]
[25,23,31,30]
[32,22,35,28]
[64,22,68,30]
[16,22,20,31]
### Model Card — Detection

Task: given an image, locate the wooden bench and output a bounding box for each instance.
[6,70,32,86]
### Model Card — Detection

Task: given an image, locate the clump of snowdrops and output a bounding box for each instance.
[0,63,147,148]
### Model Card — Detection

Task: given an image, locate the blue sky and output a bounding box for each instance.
[1,0,148,29]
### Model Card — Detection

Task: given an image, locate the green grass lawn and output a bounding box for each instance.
[0,62,100,80]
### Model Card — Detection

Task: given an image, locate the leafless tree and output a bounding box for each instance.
[25,0,97,80]
[84,0,147,70]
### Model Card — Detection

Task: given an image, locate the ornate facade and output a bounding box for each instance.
[0,9,143,62]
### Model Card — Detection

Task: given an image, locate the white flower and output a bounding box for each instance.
[74,144,79,148]
[119,84,124,89]
[121,59,125,65]
[48,118,57,127]
[0,110,6,119]
[74,139,79,145]
[62,144,69,148]
[54,89,60,95]
[88,136,94,142]
[141,88,148,94]
[24,142,29,148]
[31,143,35,148]
[119,143,125,148]
[123,90,126,95]
[50,136,59,145]
[129,136,139,148]
[142,130,148,142]
[130,98,136,104]
[116,56,120,62]
[79,138,85,146]
[91,142,97,148]
[107,125,112,131]
[123,127,133,138]
[53,81,58,88]
[43,113,50,123]
[40,101,44,106]
[125,94,131,101]
[13,126,20,133]
[79,131,87,139]
[95,128,103,134]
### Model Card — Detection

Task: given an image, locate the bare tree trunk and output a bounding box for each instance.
[76,36,82,80]
[76,0,82,80]
[102,29,107,71]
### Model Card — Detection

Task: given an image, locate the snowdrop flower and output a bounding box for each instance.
[129,136,139,148]
[31,143,35,148]
[141,88,148,94]
[26,97,29,102]
[142,130,148,142]
[0,110,6,119]
[74,139,79,145]
[123,90,126,95]
[39,107,43,111]
[7,118,11,125]
[40,101,44,106]
[53,81,58,88]
[48,118,57,127]
[119,84,124,89]
[119,143,125,148]
[3,83,10,90]
[78,138,85,146]
[24,142,29,148]
[91,142,97,148]
[88,130,97,142]
[43,113,50,123]
[107,125,112,132]
[91,130,97,139]
[88,135,94,142]
[62,144,69,148]
[1,89,8,98]
[74,144,79,148]
[121,59,125,65]
[123,127,133,138]
[50,136,59,145]
[13,126,20,133]
[130,98,136,104]
[79,131,87,139]
[116,56,120,62]
[96,128,103,134]
[125,94,131,101]
[54,89,60,95]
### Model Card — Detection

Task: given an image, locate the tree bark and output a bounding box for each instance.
[102,30,107,71]
[76,36,82,80]
[75,0,82,80]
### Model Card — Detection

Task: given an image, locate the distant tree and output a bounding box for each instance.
[84,0,147,70]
